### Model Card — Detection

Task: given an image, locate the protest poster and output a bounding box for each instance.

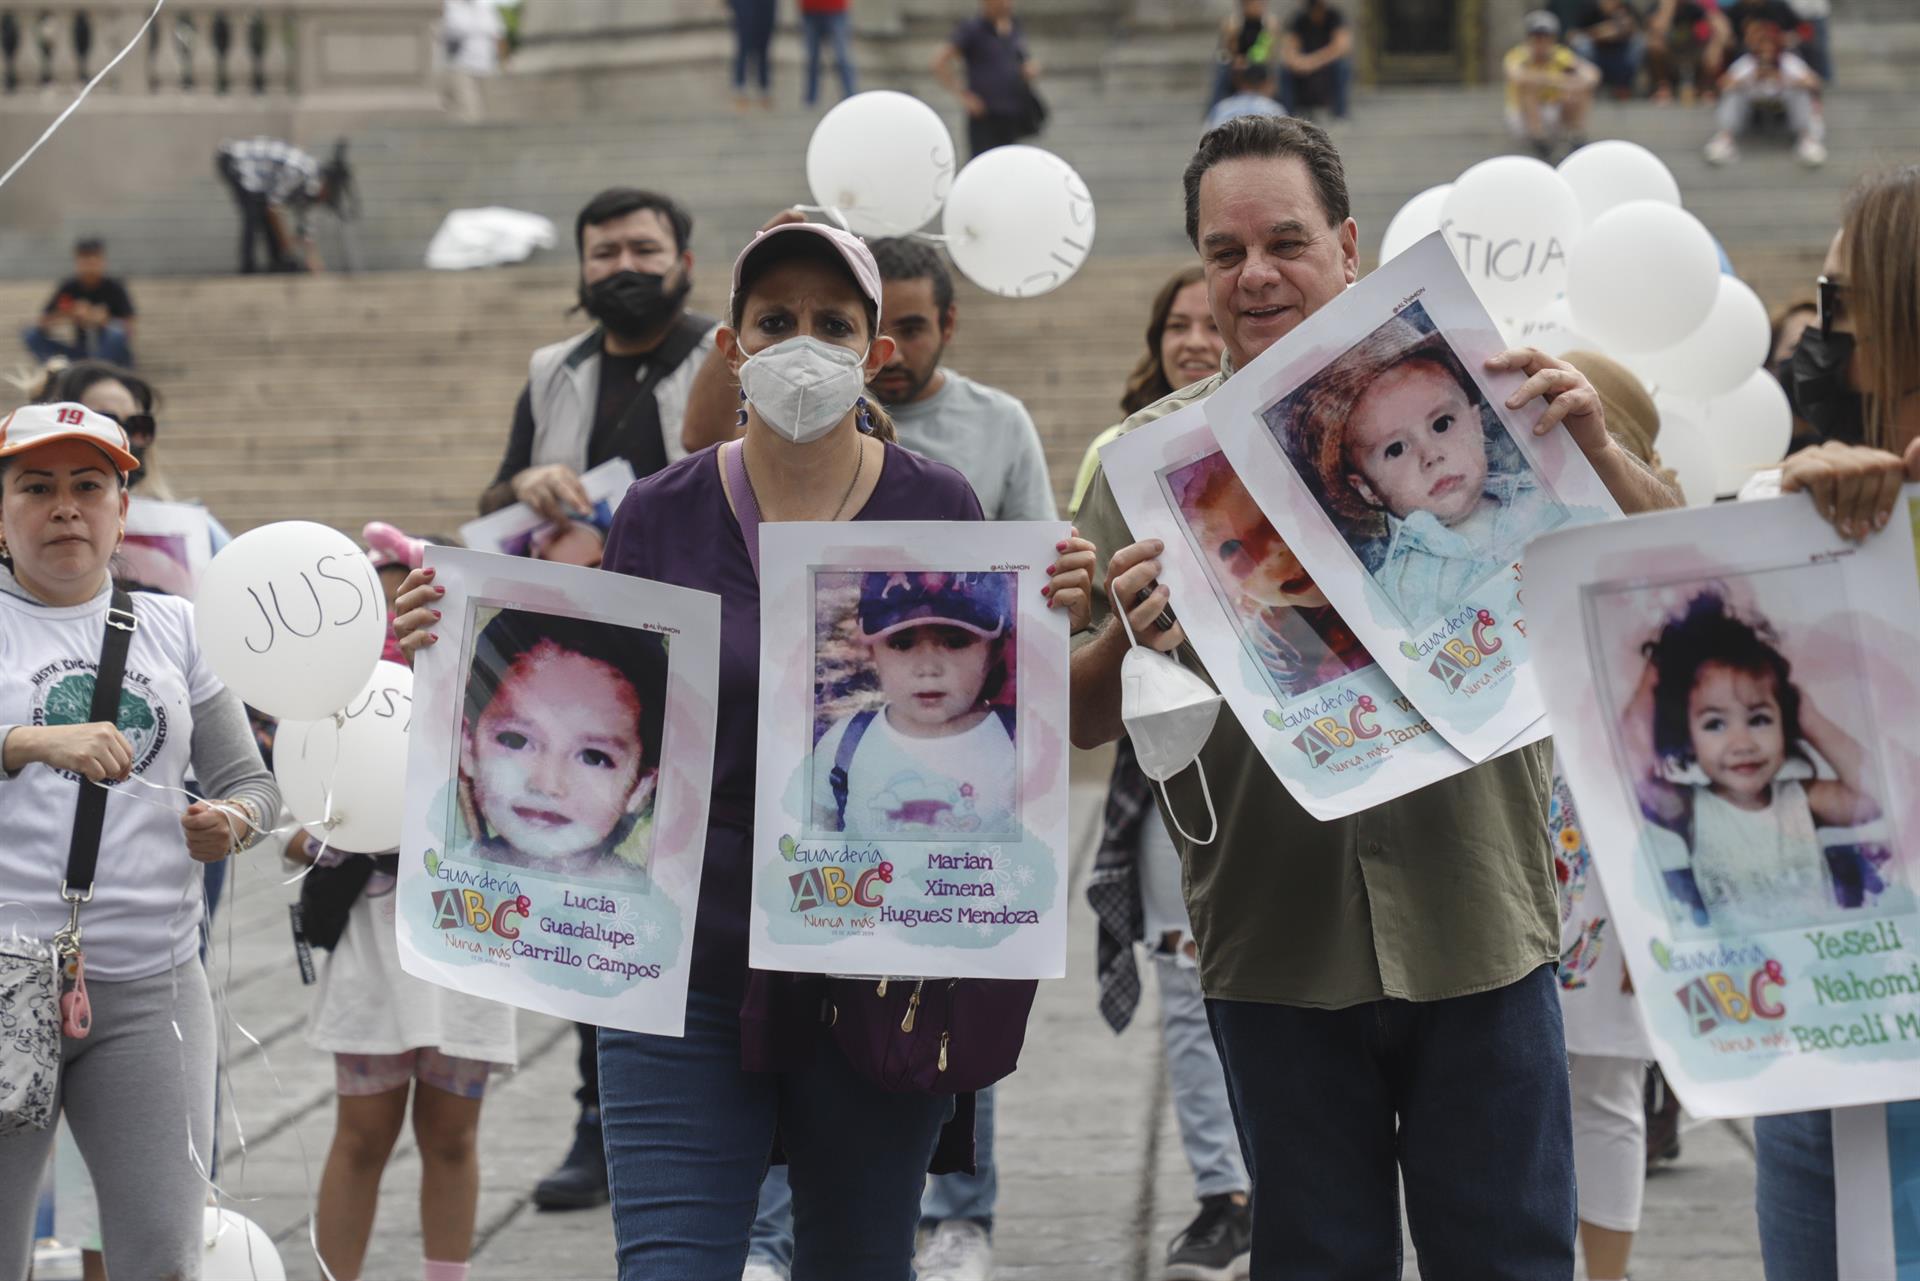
[750,521,1072,979]
[1836,1100,1920,1279]
[1100,402,1476,819]
[122,496,214,596]
[1206,233,1619,761]
[397,546,720,1036]
[1529,487,1920,1117]
[457,458,634,564]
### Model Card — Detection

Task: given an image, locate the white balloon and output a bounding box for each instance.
[1700,370,1794,495]
[274,661,413,854]
[1438,156,1583,319]
[1652,396,1719,507]
[202,1207,286,1281]
[1566,201,1721,354]
[1623,276,1771,399]
[1378,184,1452,265]
[942,145,1095,298]
[806,91,957,237]
[1557,140,1682,226]
[194,521,384,722]
[1502,297,1594,357]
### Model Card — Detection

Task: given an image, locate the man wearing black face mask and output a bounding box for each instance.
[478,188,716,524]
[1785,244,1867,449]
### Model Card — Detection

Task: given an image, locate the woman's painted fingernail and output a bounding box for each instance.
[431,609,442,620]
[1055,541,1069,552]
[433,585,446,596]
[1046,563,1057,575]
[423,567,436,578]
[1041,585,1053,597]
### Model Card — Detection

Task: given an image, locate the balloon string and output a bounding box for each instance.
[791,203,854,233]
[0,0,167,193]
[910,232,954,244]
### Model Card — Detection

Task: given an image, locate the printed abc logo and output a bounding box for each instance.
[431,888,531,940]
[1291,696,1382,766]
[788,863,893,913]
[1675,960,1787,1037]
[1426,610,1505,691]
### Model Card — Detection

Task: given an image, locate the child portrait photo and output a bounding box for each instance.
[808,570,1020,840]
[1261,301,1570,629]
[1594,569,1909,940]
[450,604,669,886]
[1160,448,1373,704]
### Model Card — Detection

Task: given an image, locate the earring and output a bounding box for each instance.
[736,386,749,429]
[856,396,874,435]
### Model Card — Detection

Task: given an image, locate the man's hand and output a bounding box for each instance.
[1490,347,1610,459]
[510,463,592,522]
[1104,539,1187,653]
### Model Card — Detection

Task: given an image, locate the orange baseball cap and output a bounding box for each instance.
[0,402,142,474]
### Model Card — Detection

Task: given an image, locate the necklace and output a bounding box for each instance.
[830,438,866,520]
[738,437,867,522]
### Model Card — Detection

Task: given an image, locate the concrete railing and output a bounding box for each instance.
[0,0,440,101]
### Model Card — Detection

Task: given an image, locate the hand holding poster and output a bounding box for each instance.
[1100,404,1475,819]
[1529,487,1920,1117]
[397,546,721,1036]
[751,521,1071,979]
[1205,233,1621,760]
[457,458,635,564]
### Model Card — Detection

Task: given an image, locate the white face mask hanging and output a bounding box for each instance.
[1115,596,1221,846]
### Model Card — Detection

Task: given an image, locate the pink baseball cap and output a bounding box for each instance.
[729,221,884,325]
[0,402,140,474]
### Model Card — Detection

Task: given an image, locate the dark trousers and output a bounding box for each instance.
[966,111,1029,159]
[216,153,287,274]
[730,0,776,94]
[575,1020,600,1112]
[1206,964,1575,1280]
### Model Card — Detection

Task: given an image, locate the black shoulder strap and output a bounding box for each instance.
[65,589,137,897]
[830,709,879,829]
[591,313,717,480]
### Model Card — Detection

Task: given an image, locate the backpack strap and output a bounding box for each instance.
[830,709,879,830]
[992,705,1015,738]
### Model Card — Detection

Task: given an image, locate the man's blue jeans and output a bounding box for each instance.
[20,322,133,368]
[750,1084,994,1272]
[1206,964,1575,1279]
[599,989,951,1281]
[801,11,856,106]
[1754,1109,1836,1281]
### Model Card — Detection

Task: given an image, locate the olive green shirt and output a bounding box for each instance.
[1075,373,1558,1009]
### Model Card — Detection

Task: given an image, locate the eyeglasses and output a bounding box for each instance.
[95,409,156,438]
[1817,275,1848,338]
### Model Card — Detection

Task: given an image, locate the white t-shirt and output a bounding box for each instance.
[1689,780,1834,933]
[0,588,220,981]
[308,880,518,1065]
[442,0,504,75]
[812,706,1020,839]
[1725,51,1816,97]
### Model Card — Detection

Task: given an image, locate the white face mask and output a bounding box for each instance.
[1116,602,1221,845]
[737,335,870,445]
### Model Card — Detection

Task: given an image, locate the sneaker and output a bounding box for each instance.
[742,1260,787,1281]
[914,1219,994,1281]
[1703,133,1738,166]
[532,1112,610,1210]
[1164,1194,1253,1280]
[1796,136,1829,167]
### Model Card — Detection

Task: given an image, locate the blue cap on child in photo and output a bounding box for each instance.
[857,571,1011,641]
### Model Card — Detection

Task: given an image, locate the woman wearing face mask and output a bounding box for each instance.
[393,222,1093,1279]
[1747,164,1920,1281]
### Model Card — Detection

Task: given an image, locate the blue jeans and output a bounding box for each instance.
[801,11,854,106]
[1207,964,1574,1279]
[1278,57,1350,119]
[750,1084,995,1271]
[599,989,951,1281]
[730,0,776,95]
[1156,956,1249,1199]
[20,322,133,368]
[1754,1110,1836,1281]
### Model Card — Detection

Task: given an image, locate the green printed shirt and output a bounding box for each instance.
[1074,373,1558,1008]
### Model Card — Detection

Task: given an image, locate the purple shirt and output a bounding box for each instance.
[601,442,985,999]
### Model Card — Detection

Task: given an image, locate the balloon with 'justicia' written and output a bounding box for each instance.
[1437,156,1583,321]
[193,520,386,721]
[942,145,1095,299]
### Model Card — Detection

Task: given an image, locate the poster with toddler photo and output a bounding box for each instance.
[457,458,634,565]
[1206,234,1621,762]
[122,496,214,596]
[751,521,1072,980]
[1529,488,1920,1118]
[1100,403,1479,819]
[397,546,721,1036]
